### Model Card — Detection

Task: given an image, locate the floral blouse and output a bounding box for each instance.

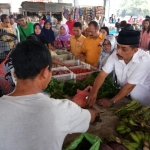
[54,36,70,49]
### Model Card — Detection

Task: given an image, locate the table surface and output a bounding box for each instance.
[62,98,130,149]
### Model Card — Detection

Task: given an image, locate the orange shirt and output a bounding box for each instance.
[70,34,86,56]
[81,33,105,65]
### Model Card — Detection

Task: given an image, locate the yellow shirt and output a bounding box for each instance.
[70,34,86,56]
[81,33,105,65]
[0,23,15,49]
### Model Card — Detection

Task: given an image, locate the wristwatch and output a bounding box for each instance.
[110,99,116,106]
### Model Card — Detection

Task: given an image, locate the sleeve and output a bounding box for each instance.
[127,62,150,85]
[102,52,116,74]
[67,101,91,134]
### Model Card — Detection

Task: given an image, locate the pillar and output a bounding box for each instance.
[103,0,110,22]
[74,0,79,7]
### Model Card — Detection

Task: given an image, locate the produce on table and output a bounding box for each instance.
[65,133,101,150]
[70,68,91,74]
[104,100,150,150]
[45,78,65,99]
[100,143,113,150]
[108,142,127,150]
[56,51,68,55]
[52,70,70,76]
[72,86,92,108]
[45,71,120,99]
[115,100,142,117]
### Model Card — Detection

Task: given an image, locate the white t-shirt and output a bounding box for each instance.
[102,49,150,103]
[0,93,91,150]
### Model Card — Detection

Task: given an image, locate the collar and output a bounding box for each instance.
[72,34,84,41]
[131,49,140,63]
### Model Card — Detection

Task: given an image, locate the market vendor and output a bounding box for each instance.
[78,21,105,66]
[0,40,98,150]
[87,29,150,107]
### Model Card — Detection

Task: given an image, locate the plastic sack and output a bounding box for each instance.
[72,86,92,108]
[65,133,101,150]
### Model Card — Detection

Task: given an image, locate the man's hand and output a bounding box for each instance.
[87,90,97,107]
[96,98,112,108]
[87,107,99,123]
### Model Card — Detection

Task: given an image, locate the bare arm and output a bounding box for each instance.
[112,83,136,102]
[87,70,108,107]
[52,59,66,66]
[87,108,98,123]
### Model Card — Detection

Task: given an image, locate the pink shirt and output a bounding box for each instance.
[140,31,150,50]
[54,36,70,49]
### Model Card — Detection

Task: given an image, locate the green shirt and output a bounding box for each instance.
[18,22,34,42]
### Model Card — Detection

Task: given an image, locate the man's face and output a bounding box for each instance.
[10,18,14,25]
[88,25,99,38]
[116,43,138,61]
[68,15,72,21]
[4,16,10,23]
[17,18,26,26]
[73,27,82,37]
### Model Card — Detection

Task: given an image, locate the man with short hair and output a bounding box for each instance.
[87,29,150,107]
[70,22,86,57]
[17,14,34,41]
[79,21,105,66]
[0,40,98,150]
[66,14,75,35]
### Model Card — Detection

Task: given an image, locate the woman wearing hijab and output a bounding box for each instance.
[33,23,49,45]
[42,20,55,50]
[99,35,116,70]
[54,24,71,50]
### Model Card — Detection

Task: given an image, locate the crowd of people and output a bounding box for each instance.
[0,12,150,150]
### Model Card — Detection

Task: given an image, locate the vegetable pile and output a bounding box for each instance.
[56,51,69,55]
[52,70,70,76]
[45,71,120,99]
[104,100,150,150]
[70,68,91,74]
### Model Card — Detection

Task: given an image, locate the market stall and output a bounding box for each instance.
[44,50,150,150]
[62,99,150,150]
[63,6,105,26]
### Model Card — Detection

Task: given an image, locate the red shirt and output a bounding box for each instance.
[66,20,75,35]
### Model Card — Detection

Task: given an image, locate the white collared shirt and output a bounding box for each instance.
[103,49,150,88]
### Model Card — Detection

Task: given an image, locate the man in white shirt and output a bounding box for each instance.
[87,29,150,107]
[0,40,98,150]
[9,15,20,42]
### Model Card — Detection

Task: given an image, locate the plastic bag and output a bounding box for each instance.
[65,133,101,150]
[72,86,92,108]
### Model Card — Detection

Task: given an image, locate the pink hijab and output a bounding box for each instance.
[59,24,71,41]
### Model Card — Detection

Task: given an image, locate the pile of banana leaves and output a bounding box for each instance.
[45,71,120,99]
